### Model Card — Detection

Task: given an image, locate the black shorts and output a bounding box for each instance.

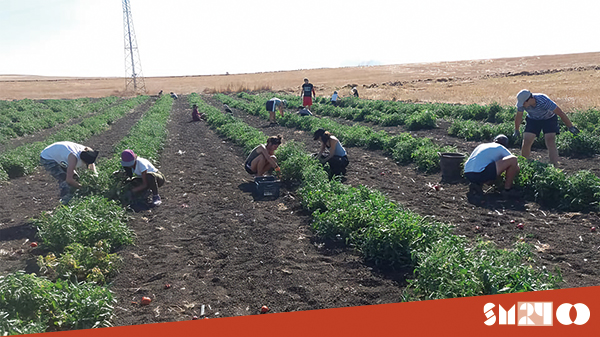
[265,101,276,112]
[464,162,497,185]
[245,162,255,174]
[524,115,560,136]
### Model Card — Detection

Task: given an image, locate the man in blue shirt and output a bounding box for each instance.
[464,135,519,197]
[514,89,579,166]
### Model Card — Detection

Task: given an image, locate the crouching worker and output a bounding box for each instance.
[244,135,282,176]
[191,104,206,121]
[314,128,349,177]
[464,134,519,198]
[40,141,99,204]
[120,149,165,206]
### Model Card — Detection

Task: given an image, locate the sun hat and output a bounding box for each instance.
[516,89,532,108]
[121,149,137,167]
[313,128,326,140]
[493,134,509,147]
[80,150,99,165]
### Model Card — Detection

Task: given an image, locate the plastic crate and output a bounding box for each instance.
[254,176,280,199]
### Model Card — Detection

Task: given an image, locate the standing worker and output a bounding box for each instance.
[39,141,99,204]
[464,135,519,198]
[514,89,579,166]
[265,97,287,125]
[301,78,316,110]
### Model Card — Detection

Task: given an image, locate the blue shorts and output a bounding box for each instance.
[464,162,497,185]
[525,115,559,136]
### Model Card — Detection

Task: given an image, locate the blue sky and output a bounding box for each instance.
[1,0,599,77]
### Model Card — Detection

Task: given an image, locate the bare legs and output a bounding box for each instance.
[495,155,519,190]
[250,154,277,176]
[521,132,559,166]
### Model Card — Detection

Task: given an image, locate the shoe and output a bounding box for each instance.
[468,183,483,195]
[501,188,520,198]
[152,195,162,206]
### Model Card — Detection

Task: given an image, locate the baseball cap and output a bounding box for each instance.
[516,89,532,108]
[121,149,137,167]
[493,134,509,147]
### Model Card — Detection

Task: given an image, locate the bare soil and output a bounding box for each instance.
[0,54,599,326]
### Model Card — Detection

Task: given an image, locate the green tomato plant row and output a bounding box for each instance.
[220,93,600,212]
[0,96,149,180]
[246,92,600,157]
[190,92,561,302]
[0,97,120,144]
[0,95,174,334]
[215,93,455,174]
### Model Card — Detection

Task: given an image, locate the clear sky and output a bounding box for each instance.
[1,0,599,77]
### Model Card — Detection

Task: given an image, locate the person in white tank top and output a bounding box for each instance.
[39,141,99,204]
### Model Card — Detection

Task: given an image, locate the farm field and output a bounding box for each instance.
[1,53,599,331]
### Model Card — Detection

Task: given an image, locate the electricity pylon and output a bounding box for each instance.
[122,0,146,94]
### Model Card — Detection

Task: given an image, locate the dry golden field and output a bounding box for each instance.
[2,52,600,111]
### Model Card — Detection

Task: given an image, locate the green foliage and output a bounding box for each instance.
[514,157,600,211]
[0,271,115,333]
[408,240,562,300]
[36,195,133,252]
[37,241,122,284]
[405,110,437,130]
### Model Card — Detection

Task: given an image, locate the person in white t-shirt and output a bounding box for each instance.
[40,141,99,204]
[120,149,165,206]
[463,134,519,198]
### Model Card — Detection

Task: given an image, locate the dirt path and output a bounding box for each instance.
[205,95,600,290]
[110,95,404,325]
[0,97,156,275]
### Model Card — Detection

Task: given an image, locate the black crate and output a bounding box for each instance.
[254,176,280,199]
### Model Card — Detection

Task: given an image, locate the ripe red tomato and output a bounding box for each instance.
[30,242,38,248]
[261,305,269,314]
[141,297,152,305]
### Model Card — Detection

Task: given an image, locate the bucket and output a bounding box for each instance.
[439,152,465,182]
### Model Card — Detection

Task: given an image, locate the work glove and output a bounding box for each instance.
[568,126,580,135]
[512,130,520,138]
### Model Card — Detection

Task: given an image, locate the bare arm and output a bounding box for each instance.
[323,138,338,161]
[132,170,148,193]
[553,106,574,128]
[258,145,279,169]
[514,110,524,131]
[65,154,82,189]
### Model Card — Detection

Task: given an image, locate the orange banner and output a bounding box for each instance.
[33,286,599,337]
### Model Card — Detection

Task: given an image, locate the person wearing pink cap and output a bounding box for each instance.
[120,149,165,206]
